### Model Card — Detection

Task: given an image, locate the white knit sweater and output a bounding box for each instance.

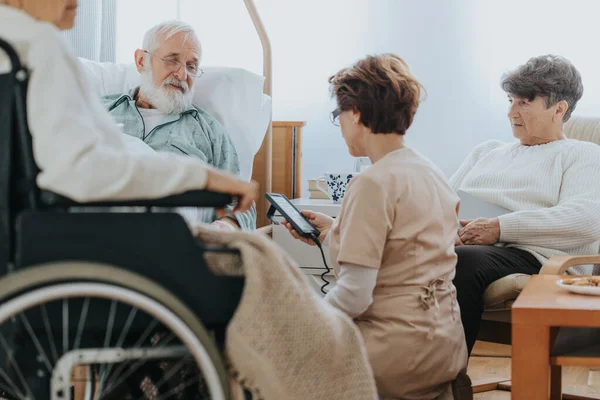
[450,139,600,275]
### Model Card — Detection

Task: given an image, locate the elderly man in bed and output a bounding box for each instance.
[103,20,255,231]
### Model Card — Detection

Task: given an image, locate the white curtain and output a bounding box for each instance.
[62,0,117,62]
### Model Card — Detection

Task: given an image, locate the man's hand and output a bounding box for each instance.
[458,218,501,246]
[205,169,259,215]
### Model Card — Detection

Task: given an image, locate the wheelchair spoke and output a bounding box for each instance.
[97,300,118,395]
[41,304,59,363]
[103,300,118,349]
[132,319,160,349]
[63,299,69,355]
[99,361,148,399]
[136,355,192,400]
[0,367,26,400]
[0,332,33,399]
[100,333,176,399]
[102,305,139,387]
[73,297,90,350]
[116,306,139,348]
[18,314,52,373]
[154,375,201,400]
[99,318,159,395]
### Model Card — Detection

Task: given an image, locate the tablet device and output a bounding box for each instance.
[265,193,320,239]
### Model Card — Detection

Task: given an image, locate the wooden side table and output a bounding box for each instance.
[512,275,600,400]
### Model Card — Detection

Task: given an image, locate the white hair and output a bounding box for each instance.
[142,20,201,59]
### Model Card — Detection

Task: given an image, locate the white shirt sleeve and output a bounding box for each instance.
[26,29,212,202]
[324,263,378,318]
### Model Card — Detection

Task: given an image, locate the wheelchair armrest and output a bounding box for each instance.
[40,190,234,208]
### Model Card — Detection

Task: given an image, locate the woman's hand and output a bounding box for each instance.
[458,218,501,245]
[282,210,334,246]
[455,233,464,247]
[205,169,259,215]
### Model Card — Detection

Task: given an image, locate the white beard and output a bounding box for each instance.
[139,67,194,115]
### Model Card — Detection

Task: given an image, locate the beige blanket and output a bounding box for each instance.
[195,226,378,400]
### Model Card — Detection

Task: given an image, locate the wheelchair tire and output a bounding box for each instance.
[0,262,232,400]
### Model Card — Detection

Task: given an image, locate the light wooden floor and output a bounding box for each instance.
[470,342,600,400]
[9,341,599,400]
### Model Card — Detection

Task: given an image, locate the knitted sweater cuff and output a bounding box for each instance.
[498,213,521,243]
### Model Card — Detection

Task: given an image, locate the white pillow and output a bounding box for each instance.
[78,58,271,181]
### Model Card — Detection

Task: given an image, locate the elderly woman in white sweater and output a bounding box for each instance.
[451,54,600,354]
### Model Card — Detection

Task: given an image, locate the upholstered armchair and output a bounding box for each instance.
[474,117,600,398]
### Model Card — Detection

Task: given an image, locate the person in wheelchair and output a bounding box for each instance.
[102,21,256,231]
[0,1,259,398]
[0,0,258,212]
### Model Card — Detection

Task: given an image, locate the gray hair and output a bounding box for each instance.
[142,20,201,60]
[501,55,583,122]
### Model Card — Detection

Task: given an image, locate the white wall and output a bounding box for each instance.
[114,0,600,193]
[115,0,178,64]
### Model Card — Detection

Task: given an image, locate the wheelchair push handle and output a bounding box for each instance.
[0,37,24,74]
[40,190,236,209]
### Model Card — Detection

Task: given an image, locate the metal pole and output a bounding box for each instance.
[243,0,272,226]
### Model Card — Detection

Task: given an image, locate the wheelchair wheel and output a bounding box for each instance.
[0,262,231,400]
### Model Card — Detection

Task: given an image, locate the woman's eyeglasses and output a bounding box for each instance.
[143,50,204,78]
[330,108,341,127]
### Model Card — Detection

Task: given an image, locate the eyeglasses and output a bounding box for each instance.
[143,50,204,78]
[330,108,341,126]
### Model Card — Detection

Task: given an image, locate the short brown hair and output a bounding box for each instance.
[329,54,424,135]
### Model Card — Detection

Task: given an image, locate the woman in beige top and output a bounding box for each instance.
[284,54,467,399]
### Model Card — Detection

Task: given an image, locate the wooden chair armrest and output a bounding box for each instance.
[256,225,273,237]
[539,255,600,275]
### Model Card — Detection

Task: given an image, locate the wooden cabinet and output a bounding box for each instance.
[252,121,305,227]
[271,121,304,199]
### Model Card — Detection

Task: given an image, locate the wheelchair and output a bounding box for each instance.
[0,38,245,399]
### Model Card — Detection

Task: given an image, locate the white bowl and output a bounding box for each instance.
[556,278,600,296]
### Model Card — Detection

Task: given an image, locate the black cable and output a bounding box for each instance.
[310,233,331,294]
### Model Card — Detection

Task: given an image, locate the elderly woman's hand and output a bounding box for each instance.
[455,234,464,247]
[458,218,501,246]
